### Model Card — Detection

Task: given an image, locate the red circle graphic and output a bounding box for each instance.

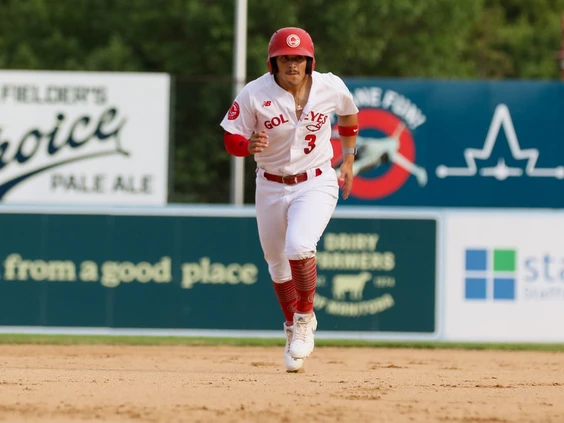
[228,101,240,120]
[331,109,415,200]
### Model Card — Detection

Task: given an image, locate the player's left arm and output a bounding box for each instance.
[337,113,358,200]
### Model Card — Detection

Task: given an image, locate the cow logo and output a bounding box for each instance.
[314,232,396,317]
[227,101,240,120]
[331,95,428,200]
[286,34,301,48]
[331,272,372,300]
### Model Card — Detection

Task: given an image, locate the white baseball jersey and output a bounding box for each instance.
[220,71,359,175]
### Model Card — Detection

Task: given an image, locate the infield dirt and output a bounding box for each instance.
[0,344,563,422]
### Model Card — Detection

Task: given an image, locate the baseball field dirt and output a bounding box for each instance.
[1,344,563,422]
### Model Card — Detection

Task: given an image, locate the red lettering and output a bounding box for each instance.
[263,114,289,130]
[304,134,316,154]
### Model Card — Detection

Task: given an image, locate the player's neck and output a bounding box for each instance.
[275,74,310,95]
[275,74,311,112]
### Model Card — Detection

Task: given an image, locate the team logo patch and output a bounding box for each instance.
[227,101,240,120]
[286,34,301,48]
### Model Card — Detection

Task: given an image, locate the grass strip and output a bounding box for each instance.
[1,334,564,351]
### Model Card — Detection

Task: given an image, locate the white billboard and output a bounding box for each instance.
[444,212,564,342]
[0,70,170,205]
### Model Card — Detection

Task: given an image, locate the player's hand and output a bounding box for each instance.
[338,161,354,200]
[248,130,269,154]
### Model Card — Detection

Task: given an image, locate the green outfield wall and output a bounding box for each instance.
[0,208,437,336]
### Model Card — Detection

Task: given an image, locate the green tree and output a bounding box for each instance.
[1,0,563,203]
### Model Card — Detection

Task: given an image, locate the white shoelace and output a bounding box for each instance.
[294,319,309,342]
[285,330,293,352]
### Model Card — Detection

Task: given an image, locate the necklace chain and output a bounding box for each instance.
[295,84,306,110]
[295,89,304,110]
[293,75,309,111]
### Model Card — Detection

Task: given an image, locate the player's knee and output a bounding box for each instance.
[268,262,291,282]
[286,242,315,261]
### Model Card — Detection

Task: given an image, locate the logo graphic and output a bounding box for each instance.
[331,272,372,300]
[262,100,272,107]
[304,110,329,132]
[286,34,300,48]
[331,108,427,200]
[227,101,240,120]
[464,248,516,301]
[314,232,395,317]
[437,104,564,181]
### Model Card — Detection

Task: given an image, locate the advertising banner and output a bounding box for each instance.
[0,211,437,335]
[314,218,436,333]
[0,71,170,205]
[444,212,564,342]
[334,79,564,207]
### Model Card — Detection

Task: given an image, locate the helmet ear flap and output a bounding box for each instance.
[269,58,278,74]
[306,57,314,74]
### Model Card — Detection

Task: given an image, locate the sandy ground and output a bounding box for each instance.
[0,344,563,423]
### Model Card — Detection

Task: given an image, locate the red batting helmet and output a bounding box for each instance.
[267,27,315,74]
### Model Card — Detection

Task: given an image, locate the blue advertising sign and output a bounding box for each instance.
[332,79,564,207]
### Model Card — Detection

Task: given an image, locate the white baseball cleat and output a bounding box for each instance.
[284,323,304,373]
[290,312,318,359]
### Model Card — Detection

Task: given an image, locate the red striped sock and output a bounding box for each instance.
[272,280,297,325]
[289,257,317,314]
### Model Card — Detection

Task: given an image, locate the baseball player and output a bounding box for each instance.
[220,27,359,372]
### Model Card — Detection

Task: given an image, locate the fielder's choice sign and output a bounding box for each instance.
[0,70,170,205]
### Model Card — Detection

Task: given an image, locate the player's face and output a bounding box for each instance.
[275,55,308,87]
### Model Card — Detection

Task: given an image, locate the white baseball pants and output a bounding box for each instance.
[255,163,339,282]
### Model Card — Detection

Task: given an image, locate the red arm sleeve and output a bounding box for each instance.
[224,131,251,157]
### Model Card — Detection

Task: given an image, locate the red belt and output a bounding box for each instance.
[263,168,322,185]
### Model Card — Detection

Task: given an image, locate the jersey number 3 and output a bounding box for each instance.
[304,134,316,154]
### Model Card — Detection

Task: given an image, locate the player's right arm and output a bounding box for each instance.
[224,132,251,157]
[220,84,258,157]
[224,130,269,157]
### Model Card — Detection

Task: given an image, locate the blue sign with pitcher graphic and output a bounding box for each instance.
[332,79,564,207]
